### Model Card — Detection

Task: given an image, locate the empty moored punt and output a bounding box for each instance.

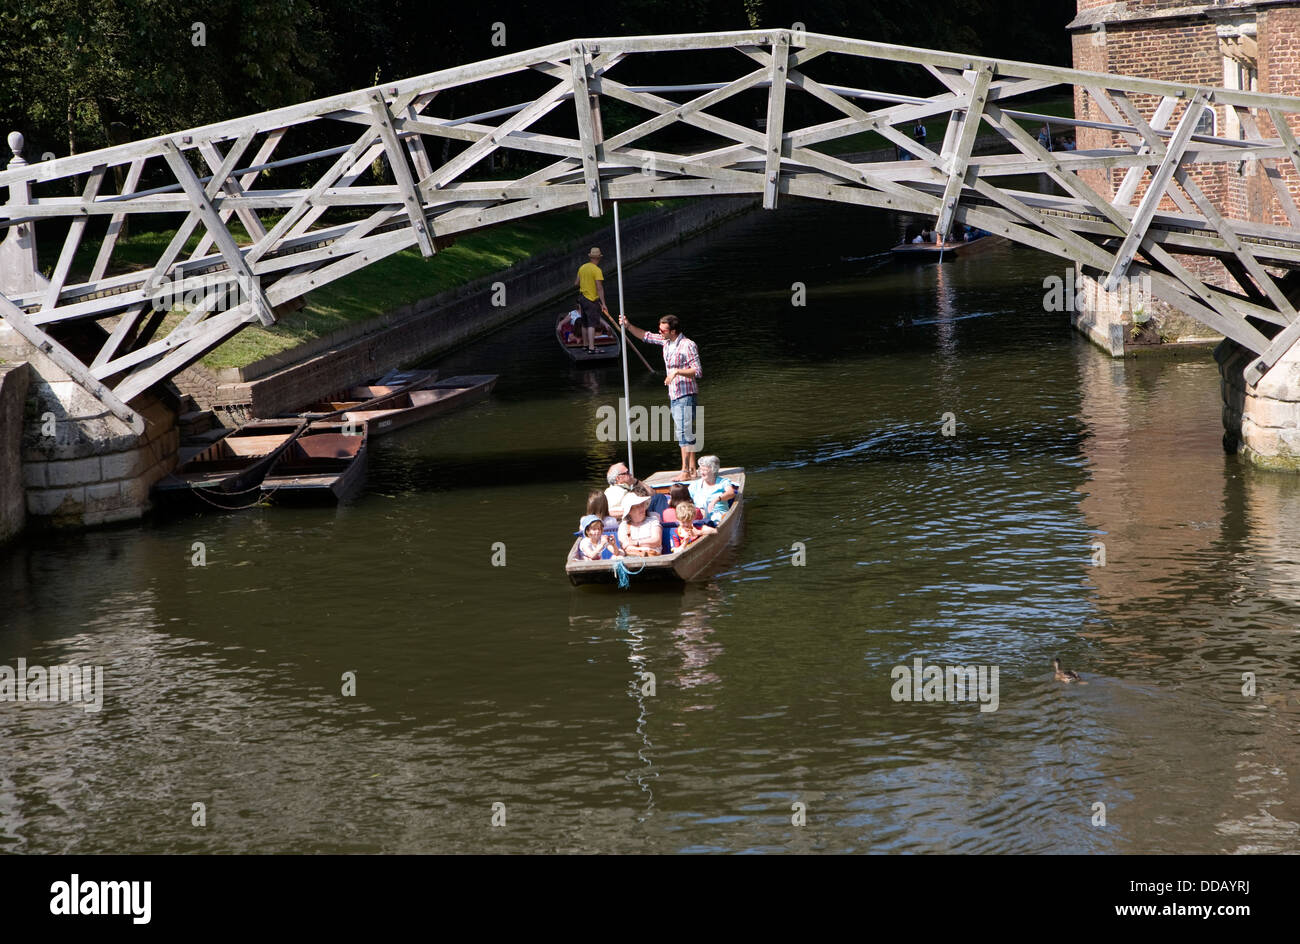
[556,309,620,363]
[261,422,368,502]
[290,372,498,436]
[565,467,745,585]
[154,420,367,507]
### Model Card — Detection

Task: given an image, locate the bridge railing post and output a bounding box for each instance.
[0,132,50,299]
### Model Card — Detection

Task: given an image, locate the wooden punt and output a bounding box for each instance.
[565,467,745,586]
[889,233,996,260]
[556,309,620,363]
[261,423,368,502]
[154,420,367,507]
[290,372,497,436]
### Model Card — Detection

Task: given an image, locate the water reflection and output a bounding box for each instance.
[4,199,1300,853]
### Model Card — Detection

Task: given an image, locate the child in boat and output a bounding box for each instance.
[586,490,619,531]
[576,514,620,560]
[661,484,705,525]
[671,502,709,549]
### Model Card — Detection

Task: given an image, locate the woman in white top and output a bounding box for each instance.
[617,492,663,557]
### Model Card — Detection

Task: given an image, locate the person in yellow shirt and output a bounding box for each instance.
[573,247,610,353]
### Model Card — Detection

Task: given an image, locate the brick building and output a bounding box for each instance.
[1067,1,1300,345]
[1071,1,1300,219]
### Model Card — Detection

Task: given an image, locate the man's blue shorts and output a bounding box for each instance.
[671,394,698,448]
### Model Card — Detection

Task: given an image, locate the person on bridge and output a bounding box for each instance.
[618,313,703,479]
[574,247,611,353]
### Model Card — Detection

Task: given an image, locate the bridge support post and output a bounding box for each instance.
[1218,339,1300,470]
[1070,268,1226,356]
[0,133,48,298]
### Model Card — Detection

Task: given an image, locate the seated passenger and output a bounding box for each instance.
[617,493,662,557]
[576,515,620,561]
[661,483,705,524]
[689,454,737,526]
[603,462,639,517]
[671,502,711,549]
[587,490,619,532]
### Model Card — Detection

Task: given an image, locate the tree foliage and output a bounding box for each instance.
[0,0,1076,161]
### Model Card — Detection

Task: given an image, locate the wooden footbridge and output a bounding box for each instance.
[5,28,1300,431]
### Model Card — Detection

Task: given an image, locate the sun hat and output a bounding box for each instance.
[579,514,602,533]
[621,492,651,516]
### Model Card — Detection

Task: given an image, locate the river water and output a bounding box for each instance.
[3,200,1299,854]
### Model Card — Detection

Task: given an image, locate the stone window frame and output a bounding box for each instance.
[1217,18,1258,140]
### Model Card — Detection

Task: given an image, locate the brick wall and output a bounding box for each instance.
[1258,8,1300,225]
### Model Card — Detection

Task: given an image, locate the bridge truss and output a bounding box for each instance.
[4,29,1300,430]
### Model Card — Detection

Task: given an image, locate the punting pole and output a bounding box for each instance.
[614,200,634,478]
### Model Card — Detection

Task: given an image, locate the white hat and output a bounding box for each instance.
[621,492,651,517]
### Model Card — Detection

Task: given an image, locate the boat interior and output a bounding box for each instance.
[574,477,742,559]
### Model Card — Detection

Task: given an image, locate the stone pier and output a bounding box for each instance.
[1069,267,1224,356]
[0,132,178,534]
[0,327,178,529]
[1218,340,1300,470]
[0,362,29,544]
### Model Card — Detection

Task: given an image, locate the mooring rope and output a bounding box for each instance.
[613,557,646,589]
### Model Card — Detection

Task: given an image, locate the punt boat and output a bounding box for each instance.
[290,372,498,436]
[153,420,367,507]
[889,232,996,260]
[565,467,745,585]
[556,309,620,363]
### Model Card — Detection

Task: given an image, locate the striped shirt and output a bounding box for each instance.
[642,332,701,400]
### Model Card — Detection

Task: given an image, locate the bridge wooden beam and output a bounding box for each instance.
[89,157,145,283]
[245,127,382,267]
[1175,167,1297,322]
[0,294,145,433]
[198,139,268,248]
[1105,90,1208,291]
[422,79,572,193]
[1235,107,1300,229]
[981,101,1276,347]
[762,35,790,209]
[40,165,105,311]
[936,65,992,238]
[368,93,435,256]
[159,137,275,326]
[570,44,604,216]
[1107,94,1197,213]
[190,129,284,261]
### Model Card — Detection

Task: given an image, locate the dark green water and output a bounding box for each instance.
[3,201,1299,853]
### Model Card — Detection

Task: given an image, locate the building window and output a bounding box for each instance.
[1218,20,1258,139]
